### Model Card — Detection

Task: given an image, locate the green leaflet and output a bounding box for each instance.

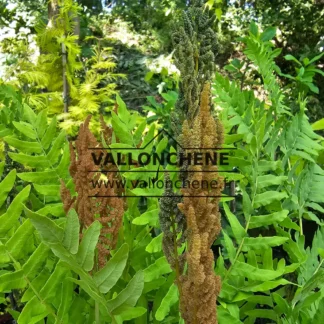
[155,284,178,321]
[257,160,282,173]
[17,170,58,184]
[33,184,61,196]
[38,261,70,303]
[5,219,35,260]
[46,130,66,164]
[140,123,155,153]
[292,269,324,306]
[116,94,131,124]
[12,121,37,139]
[256,174,287,189]
[8,152,50,168]
[24,207,64,244]
[232,261,284,281]
[244,309,277,321]
[260,27,277,42]
[249,210,289,229]
[262,248,274,270]
[76,221,101,271]
[36,203,64,217]
[253,191,288,208]
[242,236,289,251]
[0,169,16,208]
[0,244,10,264]
[114,306,147,323]
[0,185,31,234]
[0,161,4,176]
[56,142,71,178]
[246,295,273,307]
[218,306,243,324]
[41,116,58,150]
[35,109,47,137]
[242,187,252,219]
[215,253,226,279]
[63,209,80,254]
[313,297,324,322]
[23,243,50,279]
[22,279,45,305]
[134,120,147,145]
[155,136,168,154]
[111,111,133,145]
[68,296,89,323]
[93,243,129,293]
[55,280,73,324]
[17,296,48,324]
[306,202,324,213]
[241,279,294,292]
[146,233,163,253]
[107,271,144,312]
[223,230,236,263]
[143,256,172,282]
[272,292,291,317]
[132,208,160,227]
[23,104,37,124]
[3,136,42,154]
[219,281,239,301]
[0,270,26,291]
[223,202,246,242]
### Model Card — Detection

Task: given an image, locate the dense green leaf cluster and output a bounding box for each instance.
[212,24,324,323]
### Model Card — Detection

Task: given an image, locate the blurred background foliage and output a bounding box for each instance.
[1,0,323,123]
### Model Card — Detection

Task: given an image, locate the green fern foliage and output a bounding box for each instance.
[2,105,70,217]
[213,24,324,324]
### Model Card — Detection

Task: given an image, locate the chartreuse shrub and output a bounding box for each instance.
[1,0,123,135]
[212,23,324,323]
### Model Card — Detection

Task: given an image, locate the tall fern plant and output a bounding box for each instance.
[0,90,147,323]
[213,23,324,324]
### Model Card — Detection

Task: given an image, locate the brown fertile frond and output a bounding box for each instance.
[177,83,224,324]
[100,115,113,145]
[60,179,75,214]
[60,115,125,268]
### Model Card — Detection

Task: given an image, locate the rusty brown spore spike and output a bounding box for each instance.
[61,115,124,268]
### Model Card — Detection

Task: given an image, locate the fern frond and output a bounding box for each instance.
[79,80,100,97]
[79,96,100,113]
[25,92,62,111]
[18,71,50,88]
[243,29,288,114]
[2,107,70,213]
[92,61,116,71]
